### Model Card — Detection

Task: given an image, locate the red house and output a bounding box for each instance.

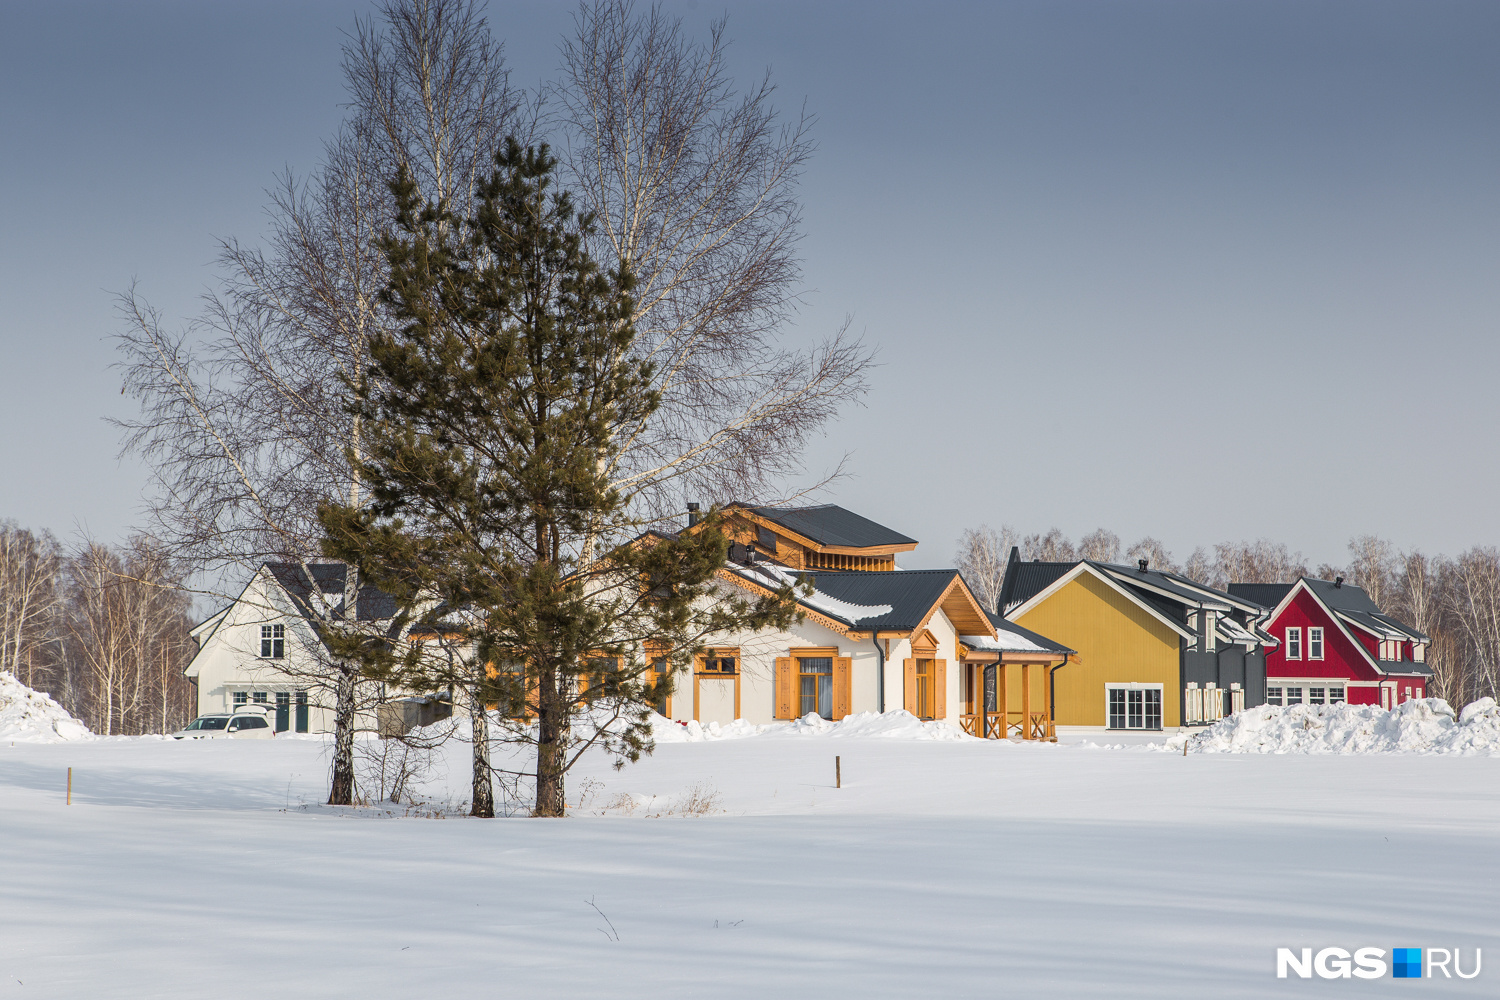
[1227,577,1431,709]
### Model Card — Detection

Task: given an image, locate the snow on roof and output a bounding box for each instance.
[960,628,1046,653]
[739,562,894,624]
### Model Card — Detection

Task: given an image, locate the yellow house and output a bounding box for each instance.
[998,552,1274,732]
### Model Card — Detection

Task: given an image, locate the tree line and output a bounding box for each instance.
[955,524,1500,707]
[0,522,195,735]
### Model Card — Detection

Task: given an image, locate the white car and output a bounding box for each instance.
[171,709,276,740]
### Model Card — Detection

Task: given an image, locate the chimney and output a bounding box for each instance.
[687,502,701,528]
[1334,575,1344,588]
[1138,558,1149,573]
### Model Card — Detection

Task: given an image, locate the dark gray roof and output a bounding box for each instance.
[741,504,917,549]
[794,568,956,630]
[982,610,1075,654]
[998,556,1261,621]
[997,560,1072,614]
[264,562,396,623]
[1228,582,1295,608]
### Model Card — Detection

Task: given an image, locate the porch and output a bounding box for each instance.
[957,653,1066,741]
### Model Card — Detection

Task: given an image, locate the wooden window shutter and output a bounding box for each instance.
[933,659,947,720]
[774,658,794,719]
[903,659,917,714]
[833,657,852,720]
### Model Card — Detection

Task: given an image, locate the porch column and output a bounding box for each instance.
[1022,663,1033,740]
[997,661,1008,739]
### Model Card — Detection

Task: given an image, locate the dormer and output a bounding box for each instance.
[714,503,918,572]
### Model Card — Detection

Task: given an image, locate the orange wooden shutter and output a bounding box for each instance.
[933,659,947,720]
[774,658,794,719]
[833,657,852,720]
[903,659,917,713]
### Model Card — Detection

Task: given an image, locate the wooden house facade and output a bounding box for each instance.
[675,505,1072,738]
[998,551,1276,730]
[1228,578,1432,708]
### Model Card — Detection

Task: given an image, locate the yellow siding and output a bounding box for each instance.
[1013,572,1182,727]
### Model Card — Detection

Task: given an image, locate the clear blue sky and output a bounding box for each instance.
[2,1,1497,569]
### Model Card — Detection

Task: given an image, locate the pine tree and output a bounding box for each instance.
[319,140,799,817]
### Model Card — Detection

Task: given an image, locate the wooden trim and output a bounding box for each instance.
[933,659,947,720]
[692,670,741,723]
[774,658,795,719]
[716,568,853,636]
[911,629,939,655]
[790,646,840,658]
[833,657,852,719]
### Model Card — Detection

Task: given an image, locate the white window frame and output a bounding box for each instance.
[1285,627,1302,660]
[1105,683,1163,731]
[1308,627,1324,660]
[1266,686,1283,706]
[259,623,285,659]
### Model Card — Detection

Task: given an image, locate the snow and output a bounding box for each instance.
[960,629,1045,652]
[740,561,893,623]
[0,672,93,744]
[1158,697,1500,755]
[651,709,971,742]
[3,709,1498,997]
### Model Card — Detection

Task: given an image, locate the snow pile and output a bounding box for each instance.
[1160,697,1500,755]
[652,710,971,743]
[0,672,93,743]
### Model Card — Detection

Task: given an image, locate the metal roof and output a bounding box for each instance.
[742,504,918,549]
[1227,582,1295,608]
[264,562,396,623]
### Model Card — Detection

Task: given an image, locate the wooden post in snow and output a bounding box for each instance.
[66,767,72,805]
[835,756,841,789]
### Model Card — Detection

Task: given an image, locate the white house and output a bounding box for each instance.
[658,504,1073,739]
[185,562,396,733]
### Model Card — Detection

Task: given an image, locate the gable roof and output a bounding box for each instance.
[720,562,994,635]
[1248,577,1432,676]
[263,562,397,623]
[734,504,917,551]
[1227,582,1295,609]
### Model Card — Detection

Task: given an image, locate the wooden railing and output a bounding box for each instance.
[961,711,1053,740]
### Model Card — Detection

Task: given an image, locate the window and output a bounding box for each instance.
[1414,643,1426,663]
[1285,627,1302,660]
[232,691,248,706]
[651,657,671,717]
[1105,685,1162,730]
[252,691,268,704]
[260,624,284,658]
[1284,686,1303,705]
[1404,686,1413,701]
[275,691,290,732]
[1328,686,1345,703]
[1308,687,1325,705]
[701,654,737,673]
[1266,686,1283,706]
[799,657,834,719]
[1308,627,1324,660]
[234,716,269,730]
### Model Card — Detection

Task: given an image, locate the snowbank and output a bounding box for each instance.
[652,709,971,743]
[0,672,93,743]
[1159,697,1500,755]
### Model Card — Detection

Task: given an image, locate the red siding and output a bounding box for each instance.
[1265,589,1381,683]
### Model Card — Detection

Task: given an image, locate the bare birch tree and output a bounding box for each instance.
[116,0,520,803]
[1126,537,1178,574]
[1345,534,1394,610]
[556,0,869,518]
[953,524,1018,612]
[0,523,63,689]
[1447,546,1500,701]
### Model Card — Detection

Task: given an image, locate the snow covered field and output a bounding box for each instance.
[3,707,1498,997]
